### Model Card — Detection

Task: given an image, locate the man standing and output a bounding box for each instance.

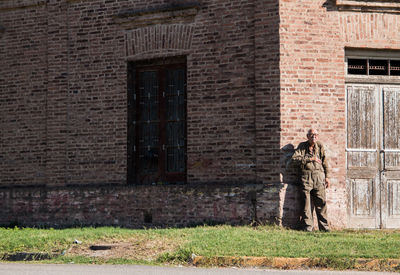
[291,129,331,232]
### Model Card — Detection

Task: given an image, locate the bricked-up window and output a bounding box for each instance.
[128,57,187,184]
[347,58,400,76]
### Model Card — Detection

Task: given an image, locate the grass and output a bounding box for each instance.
[184,226,400,259]
[1,225,400,267]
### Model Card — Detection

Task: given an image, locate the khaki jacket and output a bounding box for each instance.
[291,141,330,178]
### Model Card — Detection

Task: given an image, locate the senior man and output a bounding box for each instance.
[291,129,331,232]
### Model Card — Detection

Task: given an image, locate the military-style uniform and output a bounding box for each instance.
[291,140,330,231]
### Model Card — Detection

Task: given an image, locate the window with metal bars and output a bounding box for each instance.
[347,58,400,76]
[127,57,187,184]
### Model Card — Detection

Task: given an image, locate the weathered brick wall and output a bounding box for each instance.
[0,1,48,186]
[0,0,263,187]
[339,10,400,48]
[254,0,281,184]
[0,0,283,227]
[279,0,347,229]
[3,0,399,229]
[6,0,398,229]
[279,0,400,228]
[64,0,128,185]
[0,183,281,228]
[187,0,258,183]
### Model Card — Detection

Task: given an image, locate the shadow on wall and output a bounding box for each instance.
[279,144,302,229]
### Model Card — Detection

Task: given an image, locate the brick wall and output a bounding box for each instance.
[64,0,127,185]
[2,0,397,228]
[254,0,281,184]
[0,0,283,227]
[279,0,347,228]
[0,183,283,227]
[0,0,271,187]
[187,0,258,184]
[0,1,48,186]
[279,0,400,228]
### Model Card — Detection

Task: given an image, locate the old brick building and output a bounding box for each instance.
[1,0,400,229]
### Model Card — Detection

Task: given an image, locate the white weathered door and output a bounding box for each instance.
[346,84,380,228]
[347,84,400,228]
[381,85,400,228]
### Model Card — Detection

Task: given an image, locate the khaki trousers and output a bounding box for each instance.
[300,170,329,231]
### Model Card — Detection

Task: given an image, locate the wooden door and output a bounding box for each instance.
[346,84,380,228]
[381,85,400,228]
[347,84,400,228]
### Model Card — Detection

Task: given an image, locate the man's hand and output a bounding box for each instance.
[309,156,322,164]
[325,178,331,189]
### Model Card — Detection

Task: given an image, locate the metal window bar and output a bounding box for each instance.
[348,65,366,69]
[347,58,400,76]
[369,66,386,70]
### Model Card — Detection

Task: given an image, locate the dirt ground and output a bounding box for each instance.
[66,236,180,261]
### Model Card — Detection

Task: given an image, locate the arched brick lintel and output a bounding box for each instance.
[126,24,194,58]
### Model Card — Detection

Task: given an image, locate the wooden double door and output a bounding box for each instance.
[347,84,400,228]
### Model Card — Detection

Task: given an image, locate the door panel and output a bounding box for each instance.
[350,178,376,216]
[382,174,400,228]
[347,172,379,229]
[347,85,378,152]
[382,86,400,228]
[346,85,378,168]
[388,179,400,215]
[346,84,380,228]
[383,87,400,169]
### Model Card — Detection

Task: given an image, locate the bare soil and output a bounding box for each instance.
[66,236,180,261]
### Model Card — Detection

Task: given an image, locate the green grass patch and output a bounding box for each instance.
[180,225,400,259]
[0,225,400,267]
[0,226,142,254]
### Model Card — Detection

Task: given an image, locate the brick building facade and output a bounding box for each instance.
[1,0,399,229]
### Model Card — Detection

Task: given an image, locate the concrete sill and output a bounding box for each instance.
[336,0,400,13]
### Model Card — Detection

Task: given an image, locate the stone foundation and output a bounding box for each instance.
[0,183,289,228]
